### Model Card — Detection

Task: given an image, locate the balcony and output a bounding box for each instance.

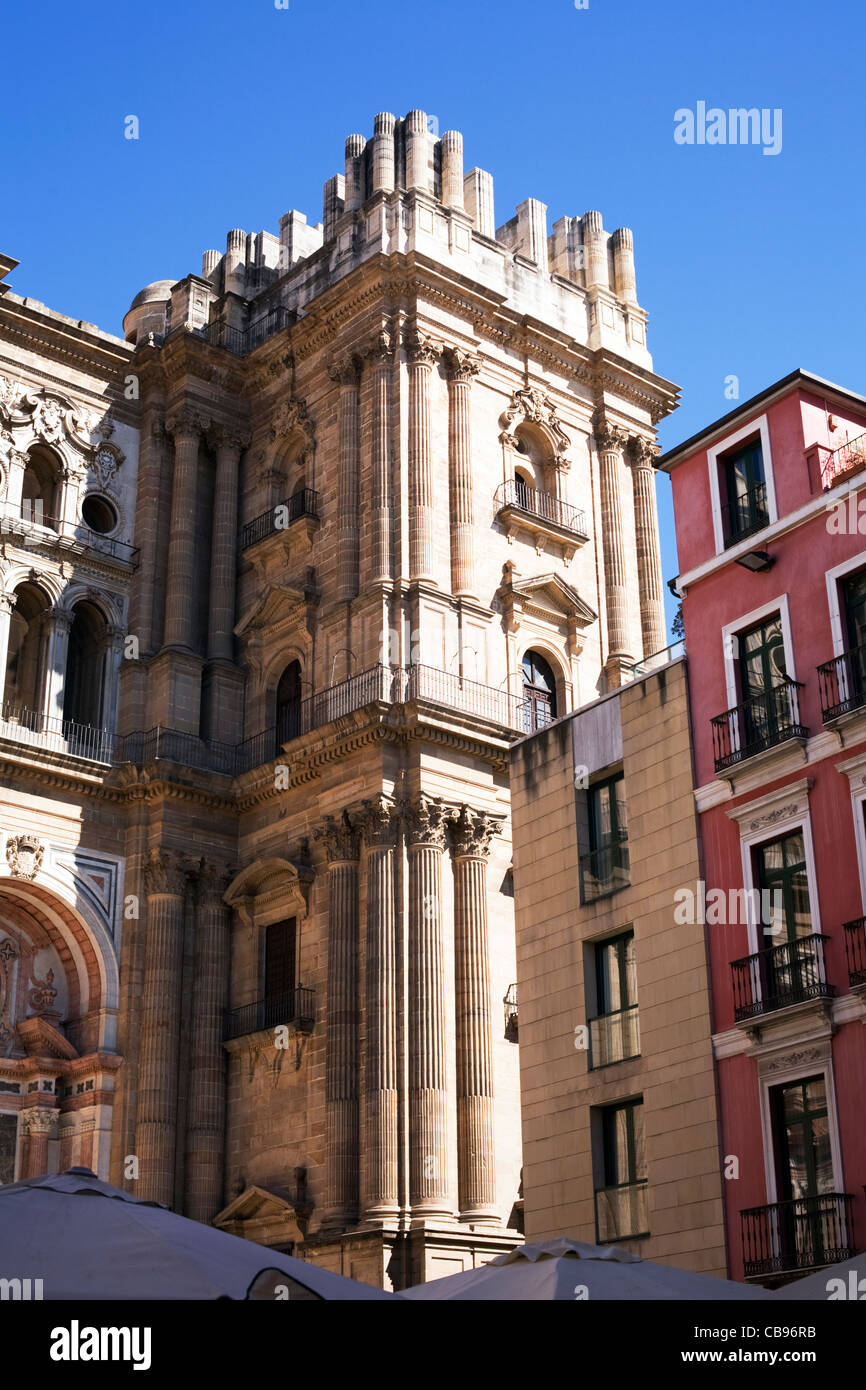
[223,987,315,1043]
[1,510,138,568]
[820,431,866,491]
[403,663,526,732]
[711,679,807,773]
[731,934,834,1023]
[240,489,320,551]
[817,644,866,722]
[580,835,630,904]
[115,725,237,776]
[0,705,114,764]
[844,917,866,987]
[741,1193,855,1280]
[595,1179,649,1243]
[721,480,769,546]
[494,479,588,557]
[589,1005,640,1068]
[193,306,291,357]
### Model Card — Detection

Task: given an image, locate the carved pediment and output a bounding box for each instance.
[16,1015,78,1060]
[213,1184,310,1247]
[224,857,314,924]
[499,385,571,464]
[497,565,597,657]
[234,584,310,641]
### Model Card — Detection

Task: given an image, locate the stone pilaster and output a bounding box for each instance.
[330,355,362,602]
[406,795,450,1219]
[0,592,17,707]
[406,330,439,584]
[164,409,206,650]
[316,811,361,1227]
[367,331,393,584]
[450,806,501,1222]
[444,347,479,598]
[22,1107,58,1178]
[40,607,72,724]
[184,860,232,1224]
[128,412,167,656]
[137,848,189,1206]
[628,435,666,659]
[594,417,634,687]
[207,427,248,662]
[358,796,399,1221]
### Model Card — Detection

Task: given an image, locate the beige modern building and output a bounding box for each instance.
[0,110,677,1289]
[510,653,728,1275]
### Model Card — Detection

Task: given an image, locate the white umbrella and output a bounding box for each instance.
[0,1168,395,1300]
[772,1251,866,1301]
[401,1237,770,1301]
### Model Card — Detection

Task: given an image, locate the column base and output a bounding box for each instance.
[297,1221,522,1292]
[604,652,636,690]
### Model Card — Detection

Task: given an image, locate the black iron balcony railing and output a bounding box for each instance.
[741,1193,855,1280]
[0,704,114,763]
[711,679,807,772]
[194,319,247,355]
[595,1179,649,1243]
[241,489,320,551]
[116,726,237,776]
[503,983,518,1038]
[223,987,315,1043]
[588,1004,640,1068]
[403,663,527,731]
[821,431,866,491]
[817,644,866,722]
[721,480,769,545]
[245,305,291,353]
[844,916,866,987]
[1,510,139,566]
[494,479,588,539]
[731,933,834,1022]
[580,835,630,904]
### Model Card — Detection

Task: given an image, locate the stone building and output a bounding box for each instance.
[510,653,728,1277]
[0,110,677,1289]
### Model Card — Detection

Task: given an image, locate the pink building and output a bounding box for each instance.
[659,369,866,1284]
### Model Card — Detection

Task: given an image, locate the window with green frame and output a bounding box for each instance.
[594,1098,648,1241]
[722,437,769,544]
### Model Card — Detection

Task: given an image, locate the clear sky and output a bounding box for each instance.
[2,0,864,634]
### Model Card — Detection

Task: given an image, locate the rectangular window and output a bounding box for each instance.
[594,1099,648,1241]
[581,774,629,903]
[730,615,802,756]
[750,832,823,1012]
[264,918,297,1000]
[722,438,768,544]
[589,931,640,1067]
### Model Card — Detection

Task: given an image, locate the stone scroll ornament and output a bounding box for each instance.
[499,385,572,465]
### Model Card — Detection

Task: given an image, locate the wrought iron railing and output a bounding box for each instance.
[589,1005,640,1068]
[245,305,291,352]
[821,431,866,491]
[580,836,630,904]
[721,480,769,545]
[0,704,114,763]
[595,1179,649,1243]
[194,319,247,355]
[741,1193,855,1280]
[626,639,686,681]
[817,644,866,722]
[115,726,237,776]
[844,916,866,987]
[403,663,527,731]
[241,489,321,551]
[494,479,588,538]
[731,933,833,1022]
[223,987,315,1042]
[1,509,139,566]
[711,679,807,772]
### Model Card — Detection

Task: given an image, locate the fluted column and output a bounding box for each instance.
[330,355,362,602]
[164,409,205,649]
[594,417,634,686]
[450,807,501,1222]
[367,331,393,584]
[407,796,450,1218]
[444,347,479,598]
[23,1108,58,1178]
[138,849,188,1206]
[102,624,125,734]
[207,428,247,662]
[40,607,72,724]
[316,812,360,1227]
[0,592,17,706]
[406,331,439,584]
[359,797,399,1220]
[128,413,167,655]
[628,436,666,659]
[184,861,232,1223]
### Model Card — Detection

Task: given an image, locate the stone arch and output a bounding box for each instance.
[20,443,62,527]
[3,578,52,714]
[518,640,570,730]
[63,599,110,729]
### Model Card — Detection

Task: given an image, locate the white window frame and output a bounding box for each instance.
[736,809,821,958]
[836,751,866,914]
[721,593,795,712]
[758,1053,845,1208]
[825,549,866,657]
[708,414,777,555]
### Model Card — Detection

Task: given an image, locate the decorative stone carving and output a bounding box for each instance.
[166,406,209,440]
[747,804,802,832]
[500,385,571,462]
[450,806,503,859]
[6,834,44,880]
[628,435,660,469]
[405,796,448,849]
[364,327,394,362]
[271,397,315,443]
[328,353,362,386]
[443,345,480,383]
[143,848,188,897]
[404,329,441,367]
[315,810,360,863]
[357,795,397,848]
[763,1047,824,1073]
[27,967,59,1018]
[593,417,629,454]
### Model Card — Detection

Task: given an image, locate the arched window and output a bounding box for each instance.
[514,467,532,511]
[63,602,108,729]
[522,649,558,732]
[275,660,302,748]
[4,583,51,716]
[21,446,60,529]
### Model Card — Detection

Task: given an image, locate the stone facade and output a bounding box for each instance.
[510,657,728,1276]
[0,110,676,1289]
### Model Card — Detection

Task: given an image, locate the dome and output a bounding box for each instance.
[126,280,176,313]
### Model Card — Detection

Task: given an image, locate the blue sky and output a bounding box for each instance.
[2,0,864,633]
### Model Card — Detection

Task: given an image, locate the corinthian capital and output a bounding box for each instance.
[328,353,362,386]
[364,327,395,363]
[22,1107,59,1136]
[195,859,236,904]
[166,405,208,440]
[404,329,441,368]
[143,848,189,897]
[628,434,660,470]
[210,422,251,453]
[450,806,504,860]
[443,346,480,384]
[593,414,628,455]
[315,810,360,864]
[357,795,398,848]
[405,795,448,849]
